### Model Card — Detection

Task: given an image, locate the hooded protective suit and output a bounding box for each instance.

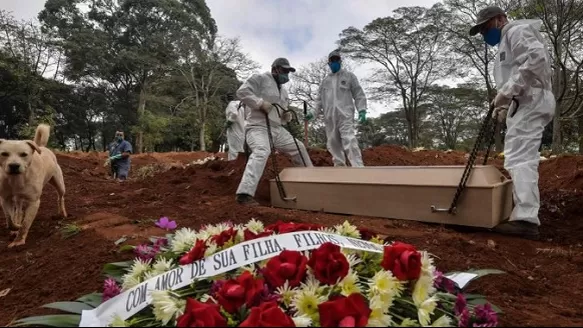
[313,68,367,167]
[235,72,313,197]
[225,100,246,161]
[494,19,555,226]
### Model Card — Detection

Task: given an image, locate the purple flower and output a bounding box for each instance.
[259,283,279,303]
[210,280,225,297]
[458,308,470,327]
[103,278,121,302]
[434,270,457,293]
[454,293,467,316]
[473,304,498,327]
[155,217,177,231]
[134,244,159,261]
[154,237,168,247]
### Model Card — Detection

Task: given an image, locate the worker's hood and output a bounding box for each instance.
[502,19,543,38]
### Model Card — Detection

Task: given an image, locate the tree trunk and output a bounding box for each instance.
[578,115,583,154]
[551,42,563,154]
[494,124,503,153]
[199,123,206,151]
[136,87,147,154]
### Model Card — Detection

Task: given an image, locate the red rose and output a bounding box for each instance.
[318,293,371,327]
[263,250,308,288]
[357,227,378,241]
[179,239,208,265]
[307,242,349,285]
[211,227,237,247]
[266,221,323,234]
[176,298,227,327]
[381,242,422,281]
[239,301,295,327]
[244,229,273,241]
[216,271,264,313]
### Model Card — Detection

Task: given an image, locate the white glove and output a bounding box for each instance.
[282,111,293,123]
[492,106,508,123]
[492,92,512,108]
[259,101,272,114]
[103,158,111,167]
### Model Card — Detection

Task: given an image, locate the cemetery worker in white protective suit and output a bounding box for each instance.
[235,57,313,206]
[224,94,246,161]
[306,50,368,167]
[470,6,555,239]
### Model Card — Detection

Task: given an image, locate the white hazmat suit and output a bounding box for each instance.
[225,100,247,161]
[313,68,368,167]
[236,72,313,198]
[494,19,555,226]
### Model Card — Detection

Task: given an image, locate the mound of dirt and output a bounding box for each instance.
[1,146,583,327]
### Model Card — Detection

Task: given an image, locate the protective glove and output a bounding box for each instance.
[305,111,314,122]
[492,106,508,123]
[492,92,512,108]
[259,101,272,114]
[358,110,367,124]
[109,154,122,161]
[282,111,293,123]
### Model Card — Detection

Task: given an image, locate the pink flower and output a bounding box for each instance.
[473,304,498,327]
[103,278,121,302]
[454,294,467,316]
[155,217,177,231]
[134,244,160,261]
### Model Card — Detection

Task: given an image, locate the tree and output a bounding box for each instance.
[174,36,259,151]
[338,5,455,148]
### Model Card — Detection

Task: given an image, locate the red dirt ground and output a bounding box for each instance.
[1,145,583,327]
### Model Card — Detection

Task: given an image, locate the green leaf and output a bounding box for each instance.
[41,301,93,315]
[467,298,504,314]
[12,314,80,327]
[76,293,102,308]
[119,245,135,252]
[103,261,132,278]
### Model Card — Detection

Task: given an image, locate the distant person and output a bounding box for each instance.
[307,50,368,167]
[469,7,555,239]
[224,95,247,161]
[235,57,313,206]
[105,130,133,181]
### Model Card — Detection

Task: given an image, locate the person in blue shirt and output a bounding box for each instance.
[105,130,133,181]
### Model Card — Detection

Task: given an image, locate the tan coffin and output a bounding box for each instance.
[269,165,513,228]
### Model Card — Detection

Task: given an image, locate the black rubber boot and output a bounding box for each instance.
[492,220,540,240]
[236,194,259,207]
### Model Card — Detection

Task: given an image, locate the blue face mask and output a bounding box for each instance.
[278,73,289,84]
[329,61,341,73]
[484,28,501,46]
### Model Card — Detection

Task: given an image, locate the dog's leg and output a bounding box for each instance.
[50,169,68,218]
[2,198,21,232]
[8,199,40,248]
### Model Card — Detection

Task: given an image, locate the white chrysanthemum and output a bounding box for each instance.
[151,290,185,325]
[109,314,128,327]
[431,315,452,327]
[199,294,215,303]
[171,228,198,253]
[412,274,436,306]
[203,241,218,257]
[339,270,362,296]
[121,275,141,290]
[367,295,393,327]
[245,218,264,233]
[292,314,313,327]
[152,258,174,276]
[344,253,362,268]
[398,318,420,327]
[420,251,436,276]
[368,270,404,301]
[276,281,298,308]
[121,258,151,290]
[301,271,324,294]
[334,220,361,238]
[291,289,327,320]
[318,226,336,235]
[417,296,438,326]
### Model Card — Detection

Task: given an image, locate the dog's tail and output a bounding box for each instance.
[34,124,51,147]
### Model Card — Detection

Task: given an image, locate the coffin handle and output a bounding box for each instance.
[431,205,457,214]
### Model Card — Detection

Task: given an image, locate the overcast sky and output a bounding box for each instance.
[2,0,442,117]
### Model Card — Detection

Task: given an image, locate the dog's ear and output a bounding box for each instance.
[26,140,42,154]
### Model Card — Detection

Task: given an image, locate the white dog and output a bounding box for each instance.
[0,124,67,248]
